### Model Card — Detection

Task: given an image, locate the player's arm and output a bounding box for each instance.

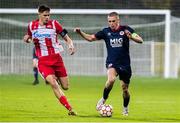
[74,27,97,42]
[54,20,75,55]
[23,23,32,43]
[125,30,143,43]
[23,34,32,43]
[61,29,75,55]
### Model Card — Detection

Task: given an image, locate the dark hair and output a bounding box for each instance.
[38,4,50,13]
[108,12,119,17]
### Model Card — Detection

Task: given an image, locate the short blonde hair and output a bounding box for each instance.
[108,12,119,19]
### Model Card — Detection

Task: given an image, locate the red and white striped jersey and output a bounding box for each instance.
[27,19,64,57]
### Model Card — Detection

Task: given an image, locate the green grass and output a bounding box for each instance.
[0,75,180,122]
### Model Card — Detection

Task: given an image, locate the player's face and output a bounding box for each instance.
[107,16,120,30]
[39,11,50,25]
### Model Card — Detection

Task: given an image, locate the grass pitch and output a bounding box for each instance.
[0,75,180,122]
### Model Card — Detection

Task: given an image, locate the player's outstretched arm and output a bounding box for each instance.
[74,27,97,42]
[125,30,143,43]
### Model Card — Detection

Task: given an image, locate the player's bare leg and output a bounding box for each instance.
[96,68,116,110]
[46,75,76,116]
[121,81,130,116]
[57,76,76,115]
[57,76,69,90]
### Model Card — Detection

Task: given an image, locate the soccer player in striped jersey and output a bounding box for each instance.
[23,4,76,115]
[74,12,143,116]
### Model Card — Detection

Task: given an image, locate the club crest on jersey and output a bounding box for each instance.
[108,32,111,36]
[119,31,124,35]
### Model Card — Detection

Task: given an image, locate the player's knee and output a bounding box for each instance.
[59,81,68,90]
[122,85,128,93]
[60,79,69,90]
[108,77,116,84]
[123,89,129,95]
[49,80,59,89]
[62,86,69,90]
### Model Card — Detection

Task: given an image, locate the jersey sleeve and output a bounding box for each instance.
[94,30,105,40]
[54,20,63,34]
[125,26,135,33]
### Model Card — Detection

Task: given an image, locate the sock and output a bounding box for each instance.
[123,93,130,107]
[59,96,72,111]
[103,87,112,100]
[33,67,38,80]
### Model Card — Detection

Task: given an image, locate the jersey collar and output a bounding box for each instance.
[111,25,121,32]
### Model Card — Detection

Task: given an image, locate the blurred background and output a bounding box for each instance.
[0,0,180,16]
[0,0,180,78]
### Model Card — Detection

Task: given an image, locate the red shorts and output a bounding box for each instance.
[38,53,67,79]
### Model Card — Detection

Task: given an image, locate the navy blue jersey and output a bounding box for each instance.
[95,25,134,68]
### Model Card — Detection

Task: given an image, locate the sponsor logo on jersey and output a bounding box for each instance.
[119,31,124,35]
[110,38,123,47]
[32,31,51,38]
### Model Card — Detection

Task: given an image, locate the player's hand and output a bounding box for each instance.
[125,30,132,39]
[23,35,32,43]
[68,44,75,55]
[74,27,81,34]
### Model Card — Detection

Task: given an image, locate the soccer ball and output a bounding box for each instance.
[99,104,113,117]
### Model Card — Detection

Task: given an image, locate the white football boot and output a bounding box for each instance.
[122,107,129,116]
[96,97,106,111]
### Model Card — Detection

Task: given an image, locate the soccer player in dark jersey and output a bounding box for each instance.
[32,47,39,85]
[74,12,143,116]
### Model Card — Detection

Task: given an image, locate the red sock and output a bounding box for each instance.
[59,96,72,111]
